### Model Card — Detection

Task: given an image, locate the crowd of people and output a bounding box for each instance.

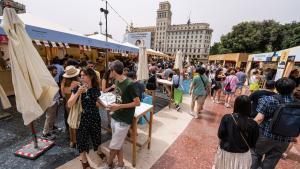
[40,55,299,169]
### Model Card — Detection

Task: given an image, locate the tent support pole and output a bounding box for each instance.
[29,121,38,149]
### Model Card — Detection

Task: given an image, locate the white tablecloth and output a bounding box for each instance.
[99,92,153,116]
[157,79,173,86]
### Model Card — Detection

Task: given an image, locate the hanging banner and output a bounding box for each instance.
[124,32,151,49]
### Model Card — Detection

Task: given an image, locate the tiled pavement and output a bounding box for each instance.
[0,95,169,169]
[151,97,300,169]
[1,94,299,169]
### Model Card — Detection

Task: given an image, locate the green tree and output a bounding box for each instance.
[210,20,300,55]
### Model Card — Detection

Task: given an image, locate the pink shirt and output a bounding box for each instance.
[224,75,239,92]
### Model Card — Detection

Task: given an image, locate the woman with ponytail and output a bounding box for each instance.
[213,95,259,169]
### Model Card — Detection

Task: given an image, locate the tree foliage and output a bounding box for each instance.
[210,20,300,55]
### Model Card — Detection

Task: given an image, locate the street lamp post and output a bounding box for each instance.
[185,19,191,62]
[100,1,109,71]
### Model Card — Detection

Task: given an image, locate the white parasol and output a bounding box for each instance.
[174,50,183,71]
[2,8,59,125]
[0,83,11,109]
[137,44,149,81]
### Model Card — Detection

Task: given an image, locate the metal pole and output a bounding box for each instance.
[29,122,38,149]
[185,19,190,61]
[105,0,108,71]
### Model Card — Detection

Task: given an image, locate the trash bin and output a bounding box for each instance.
[183,79,191,94]
[138,95,152,125]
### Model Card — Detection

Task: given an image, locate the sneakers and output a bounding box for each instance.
[51,126,63,134]
[102,163,115,169]
[282,153,288,159]
[194,113,199,119]
[41,133,56,140]
[213,99,220,104]
[189,111,198,119]
[175,105,181,111]
[225,103,231,108]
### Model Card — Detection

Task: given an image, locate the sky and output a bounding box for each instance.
[16,0,300,45]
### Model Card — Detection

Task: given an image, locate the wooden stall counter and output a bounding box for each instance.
[0,70,14,96]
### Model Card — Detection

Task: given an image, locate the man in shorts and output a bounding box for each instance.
[104,60,140,169]
[235,67,247,95]
[189,67,209,118]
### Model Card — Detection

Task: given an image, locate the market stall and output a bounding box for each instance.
[273,46,300,80]
[245,52,277,76]
[208,53,249,68]
[0,13,138,95]
[246,46,300,81]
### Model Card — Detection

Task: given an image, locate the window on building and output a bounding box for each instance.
[198,49,201,53]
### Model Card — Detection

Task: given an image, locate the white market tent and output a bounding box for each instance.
[146,48,169,58]
[0,13,138,53]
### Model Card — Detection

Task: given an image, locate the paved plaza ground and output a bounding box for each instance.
[0,93,299,169]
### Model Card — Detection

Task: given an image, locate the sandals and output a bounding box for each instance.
[97,152,107,161]
[81,160,92,169]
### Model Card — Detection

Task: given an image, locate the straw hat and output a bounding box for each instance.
[63,65,80,78]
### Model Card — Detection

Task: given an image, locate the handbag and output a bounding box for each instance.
[67,96,83,129]
[224,77,234,92]
[230,114,250,149]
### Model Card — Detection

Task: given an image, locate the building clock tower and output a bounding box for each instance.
[155,1,172,52]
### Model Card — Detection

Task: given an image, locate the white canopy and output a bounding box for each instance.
[146,48,168,57]
[137,45,149,81]
[2,8,59,125]
[174,50,183,71]
[122,42,139,49]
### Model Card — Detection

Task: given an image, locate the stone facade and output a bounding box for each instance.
[128,1,213,62]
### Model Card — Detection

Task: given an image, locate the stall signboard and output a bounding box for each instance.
[287,46,300,62]
[274,50,289,81]
[124,32,151,49]
[251,52,273,61]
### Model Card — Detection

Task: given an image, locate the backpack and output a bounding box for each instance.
[270,95,300,137]
[173,75,180,89]
[146,74,157,90]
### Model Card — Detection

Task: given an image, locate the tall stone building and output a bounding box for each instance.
[127,1,213,62]
[0,0,26,15]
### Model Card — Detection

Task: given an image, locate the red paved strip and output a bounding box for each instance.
[151,98,300,169]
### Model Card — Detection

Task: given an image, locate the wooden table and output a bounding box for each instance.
[157,79,173,108]
[131,102,154,167]
[99,94,154,167]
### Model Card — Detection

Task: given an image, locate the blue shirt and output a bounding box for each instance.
[256,94,294,143]
[172,74,184,90]
[54,64,64,83]
[236,71,246,85]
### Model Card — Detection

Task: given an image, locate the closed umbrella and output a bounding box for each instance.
[186,55,191,66]
[2,8,59,126]
[0,83,11,109]
[174,50,183,71]
[0,83,12,120]
[137,44,149,81]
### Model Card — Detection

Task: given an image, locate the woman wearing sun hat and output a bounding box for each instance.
[61,65,81,148]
